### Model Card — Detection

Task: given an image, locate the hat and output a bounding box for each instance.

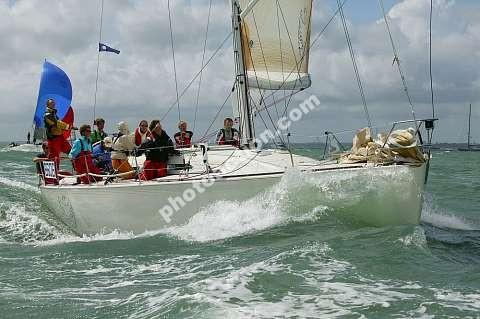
[117,121,129,135]
[103,136,113,148]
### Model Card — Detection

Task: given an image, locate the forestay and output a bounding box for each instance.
[239,0,313,90]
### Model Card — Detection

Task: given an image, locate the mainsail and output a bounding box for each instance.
[238,0,313,90]
[33,61,74,140]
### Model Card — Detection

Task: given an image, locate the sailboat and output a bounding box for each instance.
[458,104,480,151]
[37,1,436,235]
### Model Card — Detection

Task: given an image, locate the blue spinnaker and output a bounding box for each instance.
[33,61,73,131]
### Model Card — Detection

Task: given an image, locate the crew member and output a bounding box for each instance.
[216,117,239,146]
[93,136,113,173]
[69,124,102,184]
[111,121,136,179]
[137,120,176,180]
[134,120,150,146]
[43,99,74,165]
[174,120,193,148]
[91,118,108,145]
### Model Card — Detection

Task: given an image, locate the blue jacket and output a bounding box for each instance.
[69,136,93,159]
[92,143,112,171]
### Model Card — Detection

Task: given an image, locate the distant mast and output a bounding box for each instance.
[467,103,472,149]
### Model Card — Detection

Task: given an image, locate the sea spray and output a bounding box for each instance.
[164,169,331,242]
[421,194,478,230]
[0,176,40,194]
[0,204,60,243]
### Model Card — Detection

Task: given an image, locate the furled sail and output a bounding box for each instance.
[33,61,74,140]
[239,0,313,90]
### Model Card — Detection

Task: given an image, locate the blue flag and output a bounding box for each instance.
[99,42,120,54]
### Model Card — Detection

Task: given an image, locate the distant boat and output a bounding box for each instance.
[458,104,480,151]
[7,143,42,152]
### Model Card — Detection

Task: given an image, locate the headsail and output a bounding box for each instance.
[33,61,74,140]
[238,0,313,90]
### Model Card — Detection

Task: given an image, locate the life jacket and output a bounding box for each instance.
[174,131,193,148]
[44,109,58,139]
[72,139,100,184]
[135,128,149,146]
[72,139,92,165]
[91,130,107,144]
[44,107,70,139]
[218,128,239,146]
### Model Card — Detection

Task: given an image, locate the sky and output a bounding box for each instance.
[1,0,479,143]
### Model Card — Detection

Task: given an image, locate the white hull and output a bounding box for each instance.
[40,148,427,235]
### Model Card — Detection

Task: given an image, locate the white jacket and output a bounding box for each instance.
[111,133,136,160]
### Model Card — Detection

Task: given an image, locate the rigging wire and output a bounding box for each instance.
[337,0,372,128]
[275,1,286,121]
[273,0,348,118]
[167,0,181,122]
[276,0,312,118]
[429,0,435,118]
[161,31,232,121]
[93,0,105,123]
[276,1,307,84]
[279,0,344,107]
[249,94,281,148]
[166,0,347,139]
[250,10,285,145]
[193,0,213,134]
[200,84,235,140]
[378,0,417,127]
[165,0,347,132]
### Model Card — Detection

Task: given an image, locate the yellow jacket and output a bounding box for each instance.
[44,107,70,138]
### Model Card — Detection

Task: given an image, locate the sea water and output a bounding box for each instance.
[0,144,479,318]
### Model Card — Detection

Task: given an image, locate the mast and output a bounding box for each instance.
[231,0,255,148]
[467,103,472,149]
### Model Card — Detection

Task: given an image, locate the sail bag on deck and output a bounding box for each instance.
[239,0,313,90]
[340,127,425,164]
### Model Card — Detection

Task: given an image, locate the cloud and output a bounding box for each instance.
[0,0,479,143]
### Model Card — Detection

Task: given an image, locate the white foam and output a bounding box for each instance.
[398,226,428,248]
[71,265,120,275]
[35,229,138,246]
[1,144,42,153]
[187,242,430,318]
[422,211,476,230]
[164,169,330,242]
[421,197,478,230]
[0,204,61,243]
[0,176,39,193]
[431,289,480,312]
[165,200,284,242]
[34,227,172,246]
[0,201,172,246]
[164,166,421,242]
